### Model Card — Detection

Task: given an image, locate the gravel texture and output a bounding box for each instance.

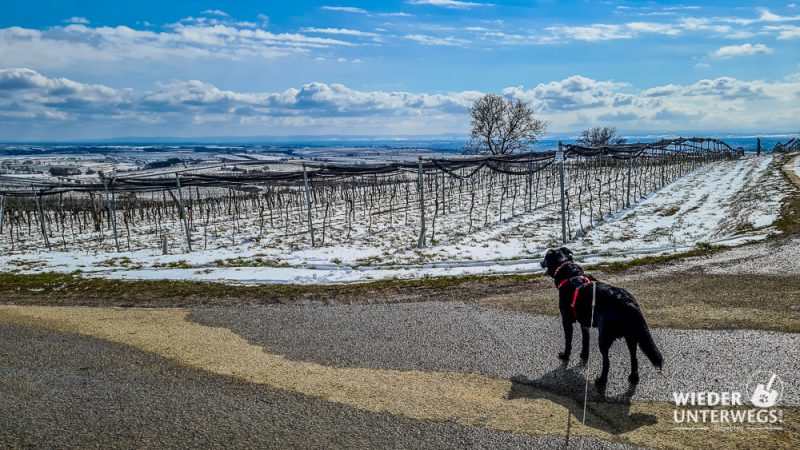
[0,322,640,449]
[191,302,800,406]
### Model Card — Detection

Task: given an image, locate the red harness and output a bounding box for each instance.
[557,275,593,319]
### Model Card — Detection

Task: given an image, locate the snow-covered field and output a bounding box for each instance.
[1,154,795,284]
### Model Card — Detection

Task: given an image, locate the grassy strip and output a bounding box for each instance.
[587,244,721,274]
[0,270,541,306]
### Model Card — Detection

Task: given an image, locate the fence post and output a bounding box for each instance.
[32,187,51,250]
[417,156,426,248]
[558,141,567,244]
[101,173,120,252]
[302,163,316,247]
[175,174,192,252]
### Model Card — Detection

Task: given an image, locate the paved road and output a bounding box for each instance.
[0,322,632,449]
[190,302,800,406]
[2,301,797,449]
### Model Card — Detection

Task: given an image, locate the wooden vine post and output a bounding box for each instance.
[417,156,426,248]
[0,194,5,234]
[302,163,315,247]
[32,187,51,250]
[175,173,192,252]
[101,173,120,252]
[557,141,567,244]
[626,157,633,207]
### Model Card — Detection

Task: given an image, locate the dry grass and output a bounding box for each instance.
[478,273,800,333]
[776,154,800,235]
[1,305,797,449]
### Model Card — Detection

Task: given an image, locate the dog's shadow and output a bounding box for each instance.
[507,362,657,435]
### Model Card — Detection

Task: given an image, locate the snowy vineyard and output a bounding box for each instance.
[0,138,739,257]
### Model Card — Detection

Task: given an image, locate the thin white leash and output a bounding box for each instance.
[581,281,596,425]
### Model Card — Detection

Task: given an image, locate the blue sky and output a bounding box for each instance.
[1,1,799,140]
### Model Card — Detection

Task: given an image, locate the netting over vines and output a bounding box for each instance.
[0,137,738,254]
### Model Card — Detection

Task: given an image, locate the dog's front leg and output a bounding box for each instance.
[559,315,573,361]
[595,328,613,388]
[579,326,590,360]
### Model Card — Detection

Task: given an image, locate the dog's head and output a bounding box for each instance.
[540,247,574,277]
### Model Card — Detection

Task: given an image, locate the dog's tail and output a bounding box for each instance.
[625,303,663,369]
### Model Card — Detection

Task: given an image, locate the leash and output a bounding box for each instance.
[582,281,596,425]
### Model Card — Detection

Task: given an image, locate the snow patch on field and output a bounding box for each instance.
[0,155,793,284]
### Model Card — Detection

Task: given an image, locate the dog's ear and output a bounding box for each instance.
[559,246,574,261]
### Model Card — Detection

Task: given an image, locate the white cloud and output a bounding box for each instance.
[201,10,229,17]
[0,23,357,70]
[377,12,414,17]
[721,8,800,25]
[713,43,773,58]
[64,17,90,24]
[300,27,380,37]
[407,0,494,9]
[320,6,369,14]
[404,34,469,46]
[502,76,627,111]
[764,24,800,39]
[546,24,632,42]
[625,21,681,35]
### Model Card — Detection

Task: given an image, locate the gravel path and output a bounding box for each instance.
[191,302,800,406]
[0,322,637,450]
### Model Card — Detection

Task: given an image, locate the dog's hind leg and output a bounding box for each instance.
[625,335,639,384]
[579,326,590,361]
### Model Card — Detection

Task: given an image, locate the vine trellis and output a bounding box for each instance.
[0,137,739,255]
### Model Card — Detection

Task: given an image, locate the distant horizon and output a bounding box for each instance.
[1,131,798,146]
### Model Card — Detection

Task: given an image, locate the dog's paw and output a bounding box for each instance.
[628,373,640,384]
[594,377,608,388]
[558,352,570,361]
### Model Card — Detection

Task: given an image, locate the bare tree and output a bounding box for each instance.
[576,126,626,147]
[464,94,547,155]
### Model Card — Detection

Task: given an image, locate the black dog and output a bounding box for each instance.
[540,247,663,388]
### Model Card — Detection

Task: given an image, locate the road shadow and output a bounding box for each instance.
[507,362,657,435]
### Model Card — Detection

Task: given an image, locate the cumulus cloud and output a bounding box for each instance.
[502,76,626,111]
[713,43,773,58]
[3,68,800,138]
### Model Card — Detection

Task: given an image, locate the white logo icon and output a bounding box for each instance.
[749,371,782,408]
